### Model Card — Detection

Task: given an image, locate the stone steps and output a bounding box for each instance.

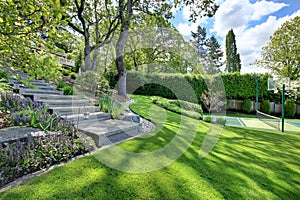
[7,69,143,148]
[18,88,63,96]
[34,94,88,101]
[50,105,100,116]
[78,119,141,147]
[63,112,111,122]
[40,99,92,107]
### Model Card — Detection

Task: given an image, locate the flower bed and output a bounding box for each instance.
[0,93,90,187]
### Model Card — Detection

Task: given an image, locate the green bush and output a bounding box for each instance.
[285,99,296,117]
[62,69,71,76]
[242,99,252,113]
[0,70,8,80]
[97,94,112,113]
[56,81,66,90]
[216,118,226,125]
[203,116,212,123]
[70,72,77,79]
[76,71,110,93]
[63,86,74,95]
[151,96,203,119]
[261,100,270,114]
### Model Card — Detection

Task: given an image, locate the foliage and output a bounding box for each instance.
[257,16,300,80]
[151,96,203,119]
[111,102,126,119]
[0,70,8,80]
[70,72,77,79]
[62,69,70,76]
[225,29,241,72]
[0,1,67,81]
[0,93,90,187]
[191,26,223,74]
[203,116,212,123]
[242,99,252,113]
[285,99,296,117]
[0,79,11,94]
[206,36,224,74]
[261,100,271,114]
[0,132,87,188]
[97,94,113,113]
[123,72,280,102]
[75,71,110,94]
[200,89,225,114]
[216,118,226,125]
[63,86,74,95]
[97,94,125,119]
[0,71,11,93]
[56,81,66,90]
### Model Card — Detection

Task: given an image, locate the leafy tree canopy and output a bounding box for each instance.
[257,16,300,80]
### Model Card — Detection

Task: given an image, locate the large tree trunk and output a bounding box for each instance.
[84,40,91,71]
[116,30,129,96]
[92,48,99,71]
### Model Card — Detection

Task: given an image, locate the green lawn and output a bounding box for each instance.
[1,95,300,199]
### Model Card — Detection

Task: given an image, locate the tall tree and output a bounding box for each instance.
[225,29,241,72]
[257,16,300,80]
[206,36,223,74]
[115,0,219,95]
[191,26,209,67]
[63,0,120,71]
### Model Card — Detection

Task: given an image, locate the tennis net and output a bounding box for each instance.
[256,110,281,131]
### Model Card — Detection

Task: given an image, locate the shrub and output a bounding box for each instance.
[70,72,77,79]
[76,71,110,94]
[0,70,8,80]
[203,116,212,123]
[97,94,112,113]
[261,100,270,114]
[63,86,74,95]
[242,99,252,113]
[62,69,70,76]
[111,102,126,119]
[216,118,226,125]
[285,99,296,117]
[56,81,66,90]
[151,96,202,119]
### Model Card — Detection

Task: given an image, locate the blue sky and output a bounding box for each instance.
[169,0,300,74]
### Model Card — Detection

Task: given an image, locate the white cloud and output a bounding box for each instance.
[177,23,198,36]
[209,0,295,74]
[251,1,287,21]
[211,0,288,36]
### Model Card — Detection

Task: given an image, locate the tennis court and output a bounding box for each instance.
[206,115,300,132]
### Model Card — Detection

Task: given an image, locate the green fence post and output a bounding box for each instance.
[256,76,259,117]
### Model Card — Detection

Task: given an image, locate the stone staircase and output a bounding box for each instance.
[6,69,142,147]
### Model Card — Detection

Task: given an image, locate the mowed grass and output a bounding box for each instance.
[1,95,300,199]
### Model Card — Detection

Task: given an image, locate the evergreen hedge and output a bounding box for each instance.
[109,72,281,103]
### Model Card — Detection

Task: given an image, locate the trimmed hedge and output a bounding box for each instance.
[285,99,296,117]
[151,96,203,119]
[242,99,252,113]
[261,100,271,114]
[107,72,281,103]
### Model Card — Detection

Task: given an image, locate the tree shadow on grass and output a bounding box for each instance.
[179,126,300,199]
